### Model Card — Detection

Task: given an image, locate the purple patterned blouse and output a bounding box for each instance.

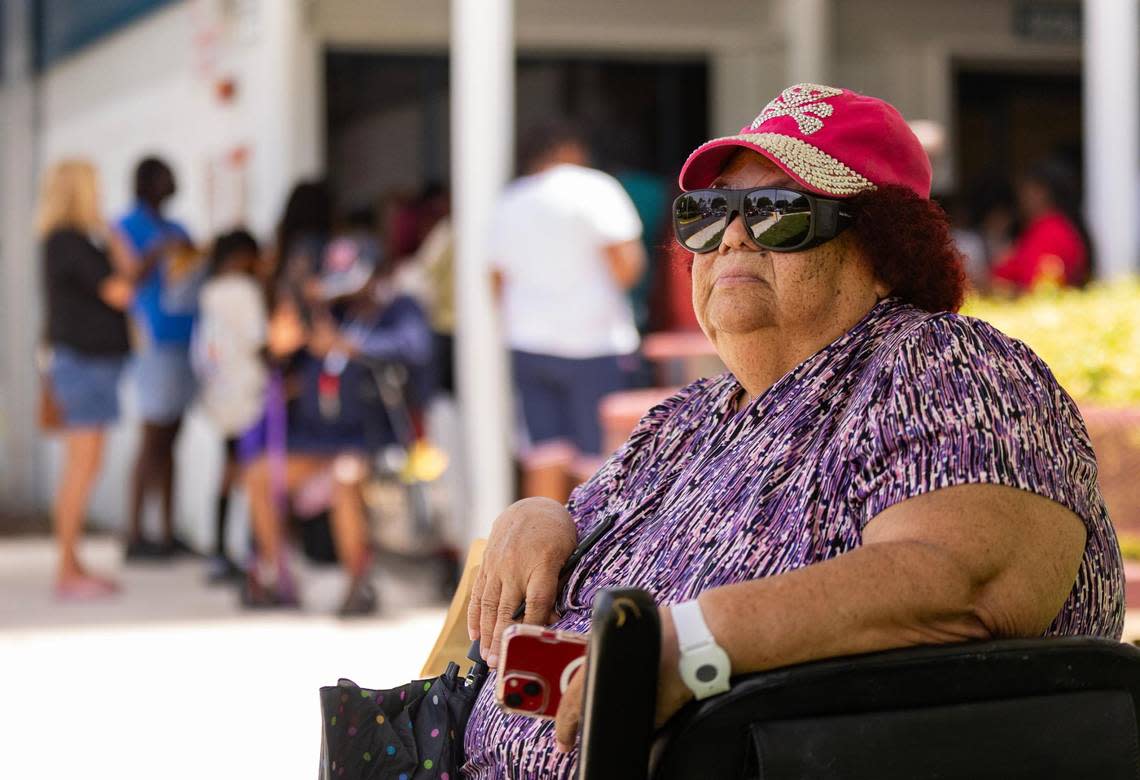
[462,298,1125,779]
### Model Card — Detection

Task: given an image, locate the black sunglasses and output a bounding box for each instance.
[672,187,854,254]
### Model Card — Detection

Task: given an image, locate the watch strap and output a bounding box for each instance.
[671,599,732,700]
[672,599,716,651]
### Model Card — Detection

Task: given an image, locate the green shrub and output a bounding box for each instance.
[961,279,1140,406]
[1117,533,1140,562]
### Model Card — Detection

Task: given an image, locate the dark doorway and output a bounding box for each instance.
[954,66,1082,194]
[324,51,709,214]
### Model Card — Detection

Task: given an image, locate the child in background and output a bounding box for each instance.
[191,229,268,583]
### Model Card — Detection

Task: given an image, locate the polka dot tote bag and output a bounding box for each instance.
[319,659,487,780]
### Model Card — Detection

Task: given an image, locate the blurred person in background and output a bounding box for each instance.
[242,237,433,616]
[491,120,646,502]
[601,127,670,339]
[401,183,456,397]
[269,180,334,297]
[38,160,135,598]
[190,229,268,584]
[974,179,1017,272]
[939,193,989,292]
[992,160,1093,292]
[118,157,202,561]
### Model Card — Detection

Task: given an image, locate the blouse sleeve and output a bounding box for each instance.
[566,380,706,535]
[851,314,1101,533]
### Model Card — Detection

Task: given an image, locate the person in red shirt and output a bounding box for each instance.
[992,160,1093,291]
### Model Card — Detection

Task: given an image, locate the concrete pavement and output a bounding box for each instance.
[0,536,447,780]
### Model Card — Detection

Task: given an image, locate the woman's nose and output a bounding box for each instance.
[718,212,754,254]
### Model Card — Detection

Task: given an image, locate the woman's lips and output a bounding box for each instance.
[714,268,762,287]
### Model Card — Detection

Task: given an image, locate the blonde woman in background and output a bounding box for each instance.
[38,160,136,599]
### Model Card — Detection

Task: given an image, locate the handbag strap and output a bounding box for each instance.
[466,512,616,667]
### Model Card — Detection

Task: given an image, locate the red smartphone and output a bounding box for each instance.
[496,624,589,719]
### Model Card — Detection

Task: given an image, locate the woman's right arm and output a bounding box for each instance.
[466,497,579,668]
[105,226,139,277]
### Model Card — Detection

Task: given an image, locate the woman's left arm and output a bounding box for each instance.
[555,481,1087,749]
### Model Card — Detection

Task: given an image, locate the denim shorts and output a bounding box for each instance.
[511,350,636,456]
[134,344,198,424]
[50,346,126,428]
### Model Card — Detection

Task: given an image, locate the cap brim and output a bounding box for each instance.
[678,132,876,198]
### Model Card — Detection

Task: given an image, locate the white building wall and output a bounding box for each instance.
[35,0,321,544]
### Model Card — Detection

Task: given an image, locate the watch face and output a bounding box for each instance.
[695,663,720,683]
[680,645,732,699]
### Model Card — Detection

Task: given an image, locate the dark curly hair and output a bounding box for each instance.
[848,184,967,313]
[672,184,967,314]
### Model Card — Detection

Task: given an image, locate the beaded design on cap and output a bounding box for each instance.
[749,83,844,135]
[726,132,876,196]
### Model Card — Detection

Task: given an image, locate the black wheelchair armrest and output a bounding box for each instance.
[577,588,660,780]
[651,637,1140,780]
[576,588,1140,780]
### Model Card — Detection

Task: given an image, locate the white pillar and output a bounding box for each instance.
[0,0,43,510]
[247,0,323,236]
[451,0,514,539]
[781,0,832,85]
[1084,0,1139,279]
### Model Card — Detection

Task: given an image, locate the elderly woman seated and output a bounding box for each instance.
[460,84,1124,779]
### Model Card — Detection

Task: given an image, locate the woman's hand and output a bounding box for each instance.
[468,497,578,667]
[267,302,307,358]
[553,605,694,752]
[98,276,134,311]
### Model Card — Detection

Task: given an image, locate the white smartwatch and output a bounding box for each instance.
[670,599,732,700]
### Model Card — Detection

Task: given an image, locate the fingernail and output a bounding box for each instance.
[468,627,477,641]
[554,742,569,754]
[486,654,498,668]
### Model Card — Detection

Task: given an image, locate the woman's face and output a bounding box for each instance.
[690,151,867,342]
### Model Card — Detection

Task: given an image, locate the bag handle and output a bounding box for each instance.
[467,512,616,667]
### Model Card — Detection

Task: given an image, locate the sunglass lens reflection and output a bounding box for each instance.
[675,191,729,252]
[745,189,812,249]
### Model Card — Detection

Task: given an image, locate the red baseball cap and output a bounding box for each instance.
[678,83,932,199]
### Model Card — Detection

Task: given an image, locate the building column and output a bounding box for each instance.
[1084,0,1138,279]
[246,0,323,235]
[780,0,832,85]
[0,0,43,511]
[451,0,515,539]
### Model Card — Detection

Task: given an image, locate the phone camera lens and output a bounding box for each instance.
[505,693,523,708]
[523,681,542,697]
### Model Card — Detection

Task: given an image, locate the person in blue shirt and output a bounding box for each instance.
[117,157,201,560]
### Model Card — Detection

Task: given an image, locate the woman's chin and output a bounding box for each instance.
[706,292,775,335]
[708,309,774,336]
